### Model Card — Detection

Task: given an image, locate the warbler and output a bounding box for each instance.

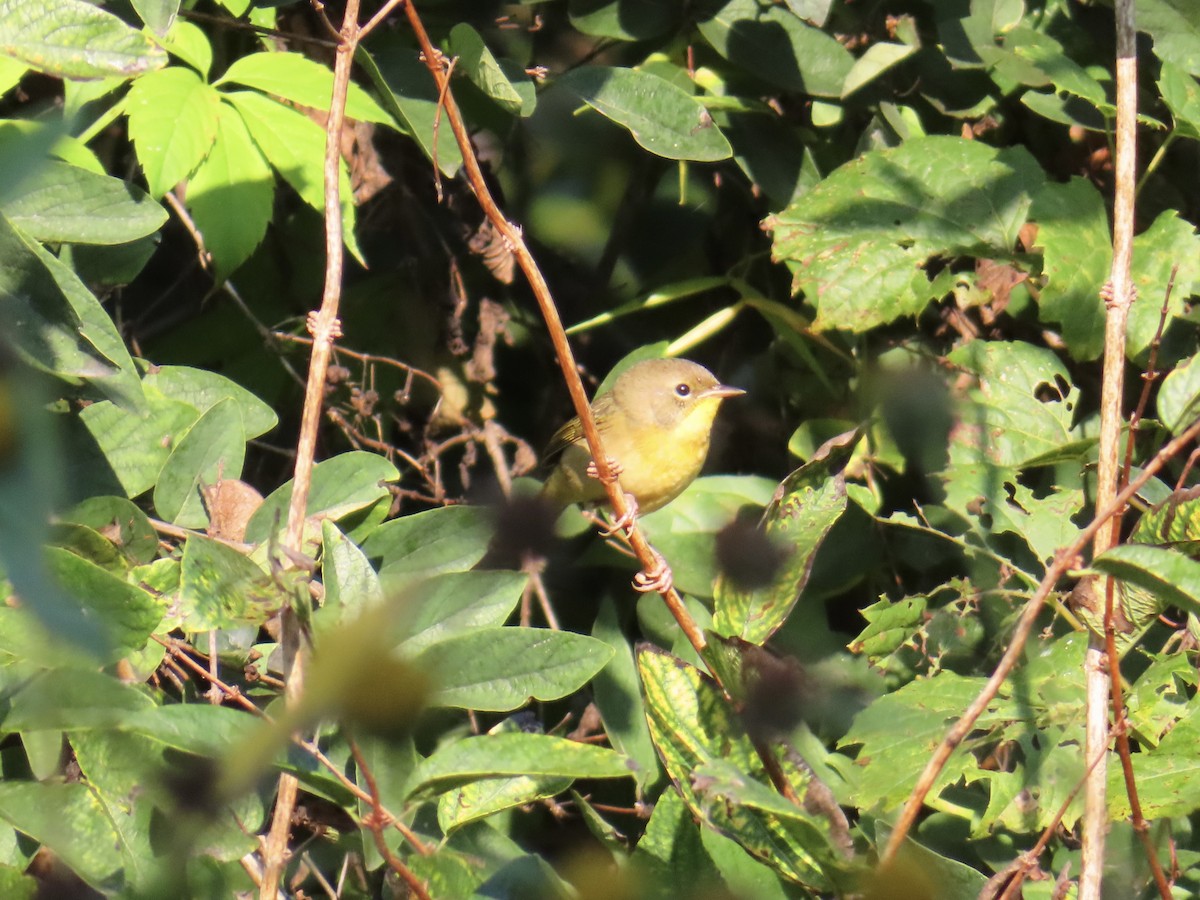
[541,357,745,522]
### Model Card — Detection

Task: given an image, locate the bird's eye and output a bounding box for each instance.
[675,383,691,397]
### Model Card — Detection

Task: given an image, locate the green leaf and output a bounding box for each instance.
[556,66,732,162]
[1092,544,1200,620]
[22,230,146,410]
[224,90,363,264]
[45,547,164,657]
[1138,0,1200,77]
[768,137,1043,332]
[148,365,277,439]
[3,669,154,731]
[631,789,730,898]
[393,570,527,655]
[0,0,166,79]
[1028,177,1109,359]
[945,341,1080,469]
[123,703,255,757]
[638,645,853,890]
[0,214,133,394]
[317,520,384,628]
[216,51,393,125]
[412,627,614,711]
[407,733,633,799]
[244,451,399,544]
[363,505,494,585]
[842,42,916,97]
[591,600,659,789]
[180,534,284,631]
[1160,60,1200,139]
[841,671,1020,809]
[131,0,178,37]
[1,160,166,244]
[64,237,158,289]
[78,384,199,498]
[62,495,158,565]
[1110,710,1200,818]
[436,721,570,834]
[49,521,125,572]
[186,102,273,277]
[439,773,571,835]
[152,397,246,527]
[1131,489,1200,553]
[1158,352,1200,434]
[360,43,463,177]
[713,442,854,644]
[568,0,681,41]
[849,596,928,661]
[126,66,222,197]
[1128,210,1200,361]
[0,782,122,890]
[448,24,525,114]
[158,18,212,78]
[697,0,853,98]
[1009,26,1107,104]
[870,823,989,900]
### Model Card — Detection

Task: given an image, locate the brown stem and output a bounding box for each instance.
[1087,0,1172,896]
[401,0,707,657]
[881,413,1200,865]
[260,0,361,894]
[349,740,433,900]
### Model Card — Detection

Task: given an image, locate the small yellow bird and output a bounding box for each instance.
[541,357,745,523]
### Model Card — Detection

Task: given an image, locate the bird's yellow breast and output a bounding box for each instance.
[607,396,724,512]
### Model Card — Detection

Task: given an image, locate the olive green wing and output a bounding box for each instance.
[540,392,617,465]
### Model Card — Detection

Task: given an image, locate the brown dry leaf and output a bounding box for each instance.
[202,478,265,542]
[975,258,1029,323]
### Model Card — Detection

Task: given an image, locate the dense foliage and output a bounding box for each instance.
[2,0,1200,896]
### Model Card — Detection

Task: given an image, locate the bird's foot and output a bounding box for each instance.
[633,549,673,594]
[586,456,623,484]
[600,492,639,536]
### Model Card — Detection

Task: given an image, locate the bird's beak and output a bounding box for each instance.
[703,384,746,399]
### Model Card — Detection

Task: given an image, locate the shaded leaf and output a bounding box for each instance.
[713,436,855,644]
[697,0,853,98]
[1028,178,1109,359]
[412,627,614,711]
[2,160,166,245]
[557,66,732,162]
[407,733,633,799]
[244,450,398,544]
[152,397,246,527]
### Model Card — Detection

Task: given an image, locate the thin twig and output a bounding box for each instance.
[1122,268,1178,487]
[358,0,408,41]
[881,413,1200,865]
[987,730,1112,900]
[180,8,340,48]
[273,331,443,392]
[348,740,433,900]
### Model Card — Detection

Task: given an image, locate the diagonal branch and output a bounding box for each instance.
[881,412,1200,865]
[401,1,707,656]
